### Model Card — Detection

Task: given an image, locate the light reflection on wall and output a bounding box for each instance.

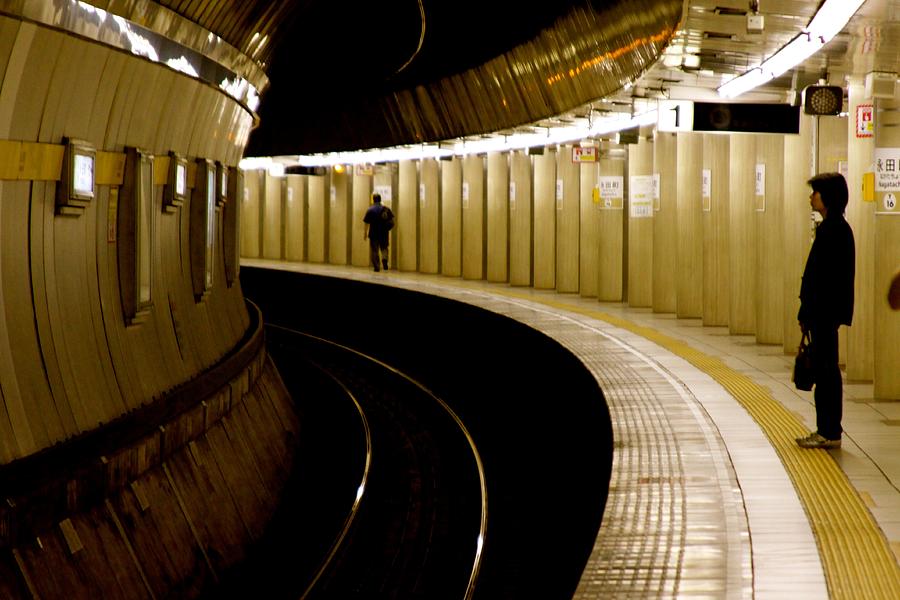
[66,0,257,112]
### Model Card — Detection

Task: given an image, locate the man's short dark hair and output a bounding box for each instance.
[807,172,848,213]
[372,193,382,203]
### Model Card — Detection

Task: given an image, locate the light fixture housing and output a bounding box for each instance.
[803,85,843,115]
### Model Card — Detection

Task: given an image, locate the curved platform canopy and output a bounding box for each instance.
[133,0,896,156]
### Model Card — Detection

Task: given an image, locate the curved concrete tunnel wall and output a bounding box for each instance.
[0,10,298,598]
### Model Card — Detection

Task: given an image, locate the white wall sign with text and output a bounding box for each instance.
[374,184,392,204]
[874,147,900,191]
[702,169,711,212]
[630,175,654,218]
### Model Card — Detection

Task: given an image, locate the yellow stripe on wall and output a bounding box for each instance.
[0,140,65,181]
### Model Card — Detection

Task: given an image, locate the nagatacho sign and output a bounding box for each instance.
[874,147,900,191]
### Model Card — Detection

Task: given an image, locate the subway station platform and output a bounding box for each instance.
[243,259,900,600]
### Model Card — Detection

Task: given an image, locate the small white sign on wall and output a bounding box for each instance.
[754,164,766,212]
[287,187,294,203]
[755,164,765,197]
[509,181,517,211]
[556,179,564,210]
[702,169,711,212]
[374,184,392,205]
[597,176,624,210]
[420,183,426,206]
[330,185,336,207]
[630,175,654,218]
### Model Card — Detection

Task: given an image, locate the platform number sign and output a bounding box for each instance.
[658,100,694,132]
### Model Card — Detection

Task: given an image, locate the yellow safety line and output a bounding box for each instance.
[484,289,900,600]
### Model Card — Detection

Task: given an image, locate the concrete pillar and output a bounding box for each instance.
[285,174,306,263]
[628,135,654,308]
[262,172,283,260]
[653,131,677,312]
[349,168,370,267]
[486,151,509,282]
[702,135,729,326]
[845,77,876,380]
[533,148,556,289]
[509,150,532,286]
[373,163,397,268]
[441,157,462,277]
[240,168,262,259]
[873,97,900,398]
[729,134,757,335]
[398,159,418,272]
[462,154,485,280]
[327,168,350,265]
[755,135,784,345]
[307,173,327,263]
[579,148,600,298]
[676,132,703,318]
[556,144,580,293]
[598,143,625,301]
[419,158,440,274]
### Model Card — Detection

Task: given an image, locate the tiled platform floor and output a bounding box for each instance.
[244,260,900,599]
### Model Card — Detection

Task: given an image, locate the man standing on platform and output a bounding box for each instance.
[363,192,393,272]
[796,172,856,450]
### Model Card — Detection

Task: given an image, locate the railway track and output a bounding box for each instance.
[268,326,487,600]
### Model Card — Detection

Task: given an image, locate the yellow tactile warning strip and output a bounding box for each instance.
[493,291,900,600]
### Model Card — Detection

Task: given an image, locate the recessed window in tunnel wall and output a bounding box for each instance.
[191,159,216,301]
[119,146,154,325]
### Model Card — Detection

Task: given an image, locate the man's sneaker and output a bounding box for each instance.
[796,432,841,449]
[382,259,388,270]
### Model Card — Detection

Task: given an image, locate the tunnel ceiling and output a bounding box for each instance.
[238,0,684,156]
[141,0,682,156]
[137,0,899,157]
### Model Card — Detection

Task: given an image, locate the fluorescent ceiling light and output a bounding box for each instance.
[718,0,865,99]
[284,110,658,167]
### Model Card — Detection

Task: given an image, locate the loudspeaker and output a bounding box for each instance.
[865,72,897,99]
[803,85,843,115]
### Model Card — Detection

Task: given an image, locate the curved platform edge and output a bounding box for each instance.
[246,259,900,600]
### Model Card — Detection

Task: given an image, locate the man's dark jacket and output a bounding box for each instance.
[798,214,855,327]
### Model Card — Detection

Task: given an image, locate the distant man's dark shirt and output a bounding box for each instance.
[364,204,390,244]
